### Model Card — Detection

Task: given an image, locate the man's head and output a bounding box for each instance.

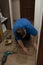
[16,28,26,38]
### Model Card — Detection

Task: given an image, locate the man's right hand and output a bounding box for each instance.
[17,40,29,54]
[23,47,29,54]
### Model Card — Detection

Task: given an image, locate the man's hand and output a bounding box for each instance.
[23,47,29,54]
[17,40,29,54]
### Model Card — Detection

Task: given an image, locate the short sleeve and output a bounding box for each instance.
[26,24,38,36]
[30,26,38,36]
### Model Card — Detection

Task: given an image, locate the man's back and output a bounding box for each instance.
[13,18,32,33]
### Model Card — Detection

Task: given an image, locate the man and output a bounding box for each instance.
[13,18,38,54]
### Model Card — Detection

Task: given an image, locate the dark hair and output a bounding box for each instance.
[16,28,25,37]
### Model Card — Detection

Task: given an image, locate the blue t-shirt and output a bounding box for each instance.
[13,18,38,40]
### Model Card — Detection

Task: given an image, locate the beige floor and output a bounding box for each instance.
[0,30,36,65]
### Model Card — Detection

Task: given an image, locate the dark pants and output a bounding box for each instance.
[21,35,31,47]
[22,34,30,41]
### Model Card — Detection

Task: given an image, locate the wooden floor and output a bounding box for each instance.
[0,30,36,65]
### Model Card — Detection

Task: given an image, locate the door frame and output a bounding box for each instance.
[37,15,43,65]
[9,0,13,29]
[34,0,42,63]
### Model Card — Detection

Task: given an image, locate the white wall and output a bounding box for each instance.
[42,0,43,12]
[9,0,13,29]
[34,0,42,62]
[12,0,20,20]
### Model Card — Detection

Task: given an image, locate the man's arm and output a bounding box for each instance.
[17,40,29,54]
[33,35,38,49]
[17,40,25,49]
[31,34,38,50]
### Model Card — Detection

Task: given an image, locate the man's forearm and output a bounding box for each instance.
[31,35,38,49]
[17,40,25,49]
[34,35,38,43]
[17,40,29,54]
[33,35,38,49]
